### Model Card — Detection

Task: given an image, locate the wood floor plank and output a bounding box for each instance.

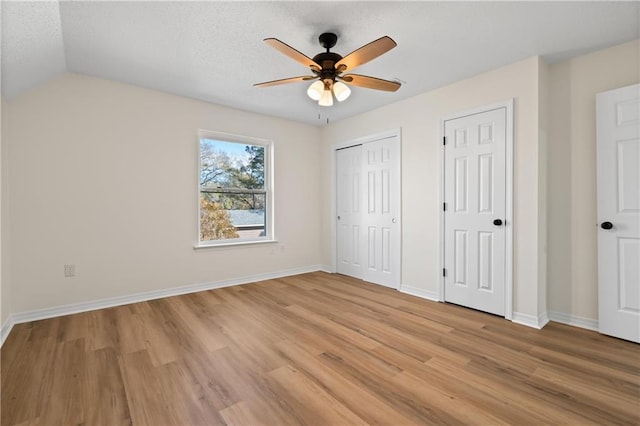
[86,308,119,351]
[285,304,381,351]
[153,360,226,425]
[1,336,58,426]
[530,366,640,422]
[463,356,634,425]
[83,347,132,425]
[118,350,184,426]
[0,324,31,380]
[2,271,639,426]
[112,306,147,355]
[268,364,368,425]
[275,339,420,426]
[316,349,463,424]
[37,338,86,424]
[423,357,594,425]
[390,371,508,425]
[218,401,261,426]
[165,296,229,352]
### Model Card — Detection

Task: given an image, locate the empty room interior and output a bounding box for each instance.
[1,1,639,425]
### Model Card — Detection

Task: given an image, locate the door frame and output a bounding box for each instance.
[330,128,402,283]
[439,100,514,319]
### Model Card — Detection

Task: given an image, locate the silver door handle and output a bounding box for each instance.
[392,218,397,223]
[337,216,341,220]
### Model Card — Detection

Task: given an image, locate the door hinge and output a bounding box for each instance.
[443,268,447,277]
[443,136,447,146]
[443,202,447,211]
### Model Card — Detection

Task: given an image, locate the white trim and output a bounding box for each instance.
[439,99,514,319]
[1,315,15,347]
[548,311,599,332]
[329,139,338,273]
[512,311,549,329]
[438,114,446,302]
[317,264,333,274]
[399,285,440,302]
[330,128,403,284]
[194,239,278,249]
[6,265,327,328]
[504,100,514,320]
[332,128,400,151]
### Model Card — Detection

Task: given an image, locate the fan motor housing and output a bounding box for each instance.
[312,52,343,74]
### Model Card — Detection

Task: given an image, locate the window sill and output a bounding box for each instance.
[194,239,278,249]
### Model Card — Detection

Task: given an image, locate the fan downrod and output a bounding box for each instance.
[318,32,338,51]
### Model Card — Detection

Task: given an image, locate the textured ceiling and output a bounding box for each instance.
[2,1,639,126]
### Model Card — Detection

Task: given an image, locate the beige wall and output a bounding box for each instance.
[1,98,8,325]
[320,57,545,319]
[547,39,640,320]
[5,73,323,314]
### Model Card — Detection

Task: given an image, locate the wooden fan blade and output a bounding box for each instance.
[335,36,397,72]
[264,38,320,70]
[254,76,316,88]
[341,74,401,92]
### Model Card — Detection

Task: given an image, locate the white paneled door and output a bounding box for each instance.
[336,145,363,279]
[596,84,640,343]
[336,135,401,289]
[444,107,507,316]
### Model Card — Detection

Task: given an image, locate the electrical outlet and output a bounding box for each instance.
[64,264,75,277]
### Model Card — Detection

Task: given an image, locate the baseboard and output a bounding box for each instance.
[317,264,333,274]
[1,315,15,346]
[399,285,440,302]
[8,264,328,329]
[548,311,599,332]
[512,311,550,329]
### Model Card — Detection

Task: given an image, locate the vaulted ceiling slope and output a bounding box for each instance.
[2,1,639,126]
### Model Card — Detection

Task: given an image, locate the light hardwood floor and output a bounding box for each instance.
[2,272,639,425]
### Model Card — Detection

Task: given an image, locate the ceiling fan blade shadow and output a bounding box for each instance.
[335,36,397,72]
[254,76,317,88]
[264,38,320,70]
[341,74,401,92]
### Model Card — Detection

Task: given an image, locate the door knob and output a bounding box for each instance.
[392,218,397,223]
[600,221,613,230]
[337,216,341,220]
[493,219,503,226]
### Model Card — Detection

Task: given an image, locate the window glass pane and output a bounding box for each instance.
[199,138,268,243]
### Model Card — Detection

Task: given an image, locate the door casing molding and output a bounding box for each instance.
[329,128,402,278]
[439,100,514,320]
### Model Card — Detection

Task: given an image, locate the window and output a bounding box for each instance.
[197,130,273,246]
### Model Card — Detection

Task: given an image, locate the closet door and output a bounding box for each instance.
[336,134,401,289]
[336,145,364,279]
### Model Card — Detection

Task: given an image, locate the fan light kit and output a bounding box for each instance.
[255,32,400,107]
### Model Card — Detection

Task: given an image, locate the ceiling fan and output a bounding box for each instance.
[254,32,401,106]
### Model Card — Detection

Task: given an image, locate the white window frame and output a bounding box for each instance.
[195,129,275,248]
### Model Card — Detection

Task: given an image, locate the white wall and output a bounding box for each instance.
[5,73,323,314]
[320,57,545,320]
[547,40,640,321]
